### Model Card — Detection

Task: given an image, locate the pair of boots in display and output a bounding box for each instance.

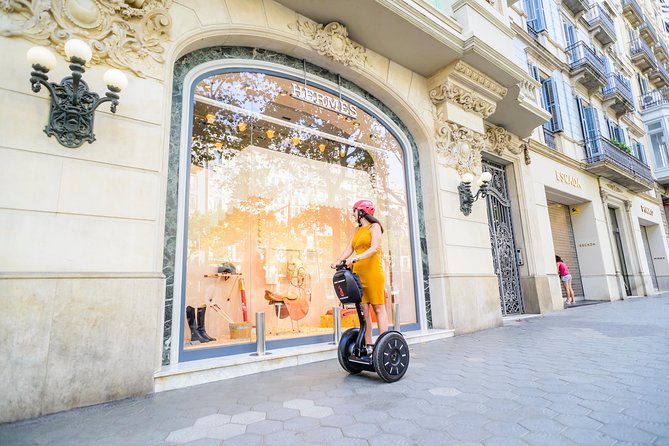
[186,305,216,343]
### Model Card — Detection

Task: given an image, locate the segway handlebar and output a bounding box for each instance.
[333,258,358,270]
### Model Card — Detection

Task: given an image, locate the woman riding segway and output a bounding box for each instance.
[331,200,409,382]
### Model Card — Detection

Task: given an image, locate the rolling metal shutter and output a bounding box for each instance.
[548,202,584,298]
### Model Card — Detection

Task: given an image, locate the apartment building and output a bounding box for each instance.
[1,0,667,423]
[509,0,669,298]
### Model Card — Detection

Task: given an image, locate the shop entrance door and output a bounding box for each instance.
[641,226,659,290]
[547,202,584,300]
[483,160,524,316]
[609,207,632,296]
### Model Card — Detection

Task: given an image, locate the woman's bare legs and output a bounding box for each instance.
[563,281,575,303]
[566,281,575,303]
[361,303,374,345]
[362,303,389,347]
[372,303,389,335]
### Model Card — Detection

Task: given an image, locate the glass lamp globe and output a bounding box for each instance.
[103,69,128,92]
[64,39,93,64]
[26,46,57,71]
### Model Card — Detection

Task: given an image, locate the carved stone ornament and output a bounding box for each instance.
[517,79,538,104]
[435,121,484,175]
[522,143,532,165]
[429,82,496,118]
[0,0,172,77]
[291,20,366,67]
[600,189,609,202]
[484,125,524,155]
[453,61,507,97]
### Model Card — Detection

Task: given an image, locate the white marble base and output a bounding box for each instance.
[154,329,454,392]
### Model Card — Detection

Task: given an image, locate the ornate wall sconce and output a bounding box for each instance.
[459,171,493,216]
[26,39,128,148]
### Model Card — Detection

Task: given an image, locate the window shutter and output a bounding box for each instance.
[541,78,564,133]
[525,0,546,32]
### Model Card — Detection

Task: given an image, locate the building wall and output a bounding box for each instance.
[2,0,548,421]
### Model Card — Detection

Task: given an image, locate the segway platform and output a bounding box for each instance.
[332,262,409,382]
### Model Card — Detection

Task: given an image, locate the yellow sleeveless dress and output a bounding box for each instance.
[352,225,385,305]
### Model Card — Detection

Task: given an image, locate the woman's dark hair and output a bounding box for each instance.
[358,211,384,233]
[555,255,562,263]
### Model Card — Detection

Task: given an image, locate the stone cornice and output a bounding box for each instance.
[528,139,587,171]
[453,61,508,97]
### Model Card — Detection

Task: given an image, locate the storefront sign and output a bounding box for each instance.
[578,242,596,247]
[291,83,358,119]
[640,205,654,216]
[555,170,581,188]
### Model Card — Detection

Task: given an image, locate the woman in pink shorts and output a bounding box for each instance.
[556,255,575,304]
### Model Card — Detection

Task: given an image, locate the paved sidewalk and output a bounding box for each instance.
[2,296,669,446]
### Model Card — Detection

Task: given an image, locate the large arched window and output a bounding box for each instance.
[181,69,417,358]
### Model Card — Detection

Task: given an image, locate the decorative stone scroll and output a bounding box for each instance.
[435,121,485,175]
[429,82,496,118]
[453,61,507,97]
[517,79,539,104]
[0,0,172,78]
[292,21,366,67]
[484,125,524,155]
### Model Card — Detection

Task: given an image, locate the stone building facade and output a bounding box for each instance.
[0,0,666,423]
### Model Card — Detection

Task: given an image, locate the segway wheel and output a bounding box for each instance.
[338,328,363,375]
[372,331,410,382]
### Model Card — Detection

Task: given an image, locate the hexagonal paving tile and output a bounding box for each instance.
[229,411,265,425]
[193,414,231,428]
[207,423,246,440]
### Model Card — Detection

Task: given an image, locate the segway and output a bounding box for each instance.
[332,261,409,382]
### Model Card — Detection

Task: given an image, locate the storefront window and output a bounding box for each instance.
[182,71,416,355]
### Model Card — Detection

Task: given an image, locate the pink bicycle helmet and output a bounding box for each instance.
[353,199,375,215]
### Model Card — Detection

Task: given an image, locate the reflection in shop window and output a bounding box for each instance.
[184,71,416,352]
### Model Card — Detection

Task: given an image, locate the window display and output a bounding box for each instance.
[183,70,416,353]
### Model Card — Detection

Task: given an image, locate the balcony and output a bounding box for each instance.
[567,41,607,92]
[639,87,669,110]
[602,73,635,116]
[586,4,616,46]
[563,0,590,16]
[622,0,643,28]
[655,40,669,64]
[630,38,658,72]
[639,20,659,46]
[648,63,669,88]
[584,135,654,192]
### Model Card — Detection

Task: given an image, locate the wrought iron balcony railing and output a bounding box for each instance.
[602,73,634,104]
[566,41,606,91]
[630,38,658,71]
[649,63,669,88]
[586,4,616,45]
[584,135,654,190]
[639,87,669,110]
